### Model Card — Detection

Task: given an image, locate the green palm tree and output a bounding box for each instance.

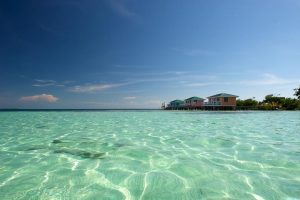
[294,86,300,100]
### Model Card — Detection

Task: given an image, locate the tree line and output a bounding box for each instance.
[237,86,300,110]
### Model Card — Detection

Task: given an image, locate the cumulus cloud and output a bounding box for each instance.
[20,94,58,102]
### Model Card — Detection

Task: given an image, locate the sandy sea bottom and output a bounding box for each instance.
[0,111,299,200]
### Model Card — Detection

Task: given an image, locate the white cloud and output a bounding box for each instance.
[35,79,56,83]
[183,73,298,87]
[144,100,162,106]
[240,73,299,86]
[32,79,71,87]
[70,83,127,93]
[108,0,138,19]
[185,82,214,87]
[63,80,74,84]
[125,72,216,85]
[32,83,56,87]
[20,94,58,103]
[33,79,56,87]
[172,48,213,56]
[123,96,136,100]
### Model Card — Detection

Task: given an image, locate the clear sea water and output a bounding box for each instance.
[0,111,299,200]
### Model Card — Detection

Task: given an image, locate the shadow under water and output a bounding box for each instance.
[53,148,105,159]
[24,139,107,159]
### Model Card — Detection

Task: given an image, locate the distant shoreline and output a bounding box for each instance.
[1,108,299,112]
[0,109,161,112]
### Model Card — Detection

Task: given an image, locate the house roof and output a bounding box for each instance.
[207,93,239,98]
[169,99,184,104]
[185,96,205,101]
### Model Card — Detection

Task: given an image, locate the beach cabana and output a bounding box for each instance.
[184,96,205,108]
[168,99,184,109]
[206,93,239,107]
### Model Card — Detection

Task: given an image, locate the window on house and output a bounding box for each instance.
[217,98,220,101]
[224,97,228,102]
[194,100,197,103]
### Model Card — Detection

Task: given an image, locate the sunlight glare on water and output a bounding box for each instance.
[0,111,299,199]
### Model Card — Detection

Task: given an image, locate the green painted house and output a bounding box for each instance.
[184,96,205,108]
[168,99,184,108]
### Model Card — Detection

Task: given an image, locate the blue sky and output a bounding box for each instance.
[0,0,299,108]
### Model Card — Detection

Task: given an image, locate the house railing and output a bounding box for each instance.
[204,102,221,105]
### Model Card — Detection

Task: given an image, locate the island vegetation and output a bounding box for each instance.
[237,86,300,110]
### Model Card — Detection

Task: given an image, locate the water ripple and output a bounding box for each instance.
[0,111,299,199]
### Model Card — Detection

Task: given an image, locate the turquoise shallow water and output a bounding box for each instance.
[0,111,299,200]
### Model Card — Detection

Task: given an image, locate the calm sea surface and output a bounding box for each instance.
[0,111,299,200]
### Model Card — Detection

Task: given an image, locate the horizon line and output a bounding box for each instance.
[0,108,162,111]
